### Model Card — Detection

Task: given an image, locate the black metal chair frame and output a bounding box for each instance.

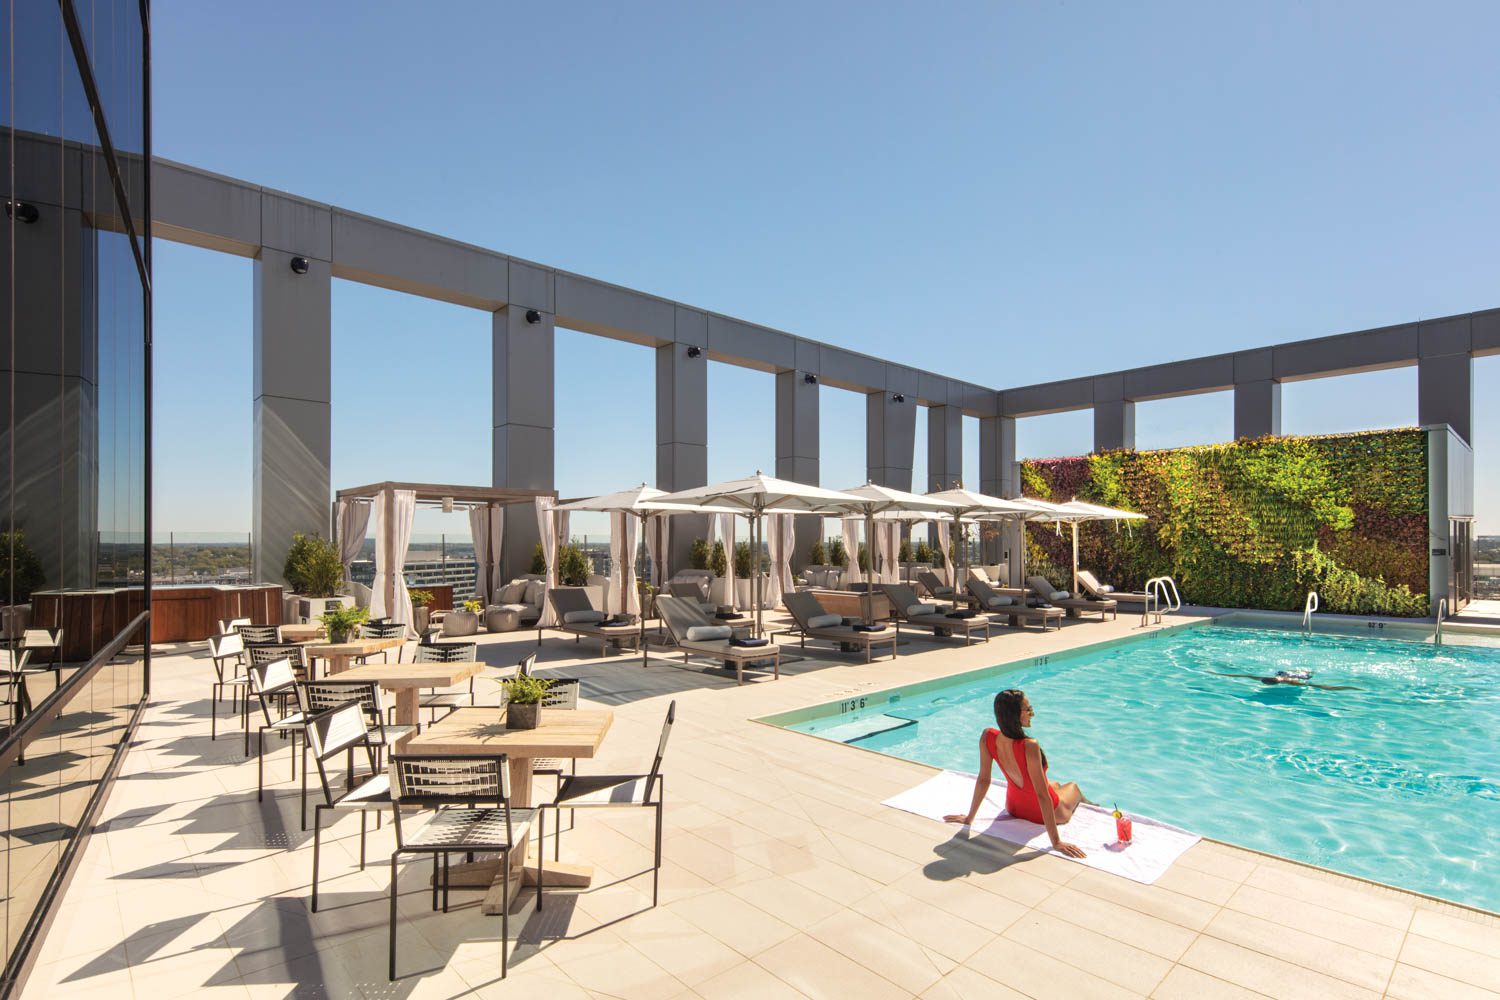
[304,700,389,912]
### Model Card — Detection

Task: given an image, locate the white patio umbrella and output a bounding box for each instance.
[925,488,1052,588]
[555,484,718,663]
[654,473,864,635]
[1016,497,1147,593]
[832,483,962,622]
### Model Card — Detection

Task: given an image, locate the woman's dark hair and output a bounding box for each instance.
[993,689,1028,740]
[993,688,1047,768]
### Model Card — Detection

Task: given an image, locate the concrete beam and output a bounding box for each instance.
[927,404,963,492]
[494,306,555,577]
[656,340,708,491]
[1419,353,1473,446]
[333,210,509,310]
[776,370,821,569]
[1093,399,1135,453]
[1233,380,1281,439]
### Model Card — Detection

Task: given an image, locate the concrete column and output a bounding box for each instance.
[494,304,554,578]
[253,248,331,585]
[926,405,963,492]
[659,309,709,570]
[980,415,1018,574]
[1418,318,1473,445]
[1092,400,1136,453]
[1233,380,1281,439]
[866,391,917,490]
[776,370,820,568]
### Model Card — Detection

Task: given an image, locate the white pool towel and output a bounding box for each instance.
[883,770,1200,885]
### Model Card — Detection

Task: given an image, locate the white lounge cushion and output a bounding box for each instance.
[1050,591,1070,601]
[806,613,842,629]
[497,580,527,603]
[1098,584,1115,593]
[563,610,606,624]
[906,603,938,617]
[686,625,732,642]
[523,581,545,607]
[986,595,1014,608]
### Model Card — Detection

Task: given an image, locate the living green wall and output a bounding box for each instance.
[1021,428,1430,617]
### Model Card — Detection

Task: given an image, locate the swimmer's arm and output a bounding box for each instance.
[944,734,993,826]
[1026,741,1086,858]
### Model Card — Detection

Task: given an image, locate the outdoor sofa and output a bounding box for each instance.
[880,583,990,645]
[654,596,779,685]
[779,591,898,663]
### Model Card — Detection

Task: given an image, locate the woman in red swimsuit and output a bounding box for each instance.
[944,688,1088,858]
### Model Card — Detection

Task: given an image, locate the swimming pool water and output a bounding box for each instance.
[779,622,1500,912]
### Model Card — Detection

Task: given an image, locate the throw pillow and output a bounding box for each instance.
[806,613,842,629]
[562,610,605,624]
[686,625,733,642]
[906,603,938,617]
[1050,591,1070,601]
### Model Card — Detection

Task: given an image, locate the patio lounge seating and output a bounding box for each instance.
[880,584,990,645]
[299,680,411,828]
[668,582,715,614]
[780,591,897,663]
[303,700,390,912]
[968,577,1063,631]
[654,596,780,685]
[916,570,958,603]
[208,632,251,741]
[1027,575,1117,620]
[542,588,641,657]
[1076,569,1153,607]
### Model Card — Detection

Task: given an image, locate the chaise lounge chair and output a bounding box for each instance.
[1026,575,1117,621]
[967,577,1063,631]
[654,596,780,685]
[780,592,898,663]
[916,570,959,605]
[880,584,990,645]
[541,587,641,657]
[667,582,716,615]
[1075,569,1154,608]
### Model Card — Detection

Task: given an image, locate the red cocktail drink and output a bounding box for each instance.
[1115,813,1133,844]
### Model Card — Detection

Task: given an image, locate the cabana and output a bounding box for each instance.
[333,482,555,637]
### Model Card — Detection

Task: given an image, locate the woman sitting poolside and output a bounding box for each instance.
[944,688,1088,858]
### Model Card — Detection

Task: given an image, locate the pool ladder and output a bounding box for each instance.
[1436,598,1447,646]
[1142,576,1181,626]
[1302,591,1319,635]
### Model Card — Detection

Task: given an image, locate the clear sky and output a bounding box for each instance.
[150,1,1500,542]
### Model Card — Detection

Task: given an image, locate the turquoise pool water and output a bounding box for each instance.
[772,622,1500,912]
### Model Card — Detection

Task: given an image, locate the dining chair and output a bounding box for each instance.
[413,641,479,724]
[304,700,390,911]
[207,631,251,741]
[299,679,410,828]
[248,657,308,796]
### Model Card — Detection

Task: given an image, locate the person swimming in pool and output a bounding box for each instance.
[943,688,1088,858]
[1213,669,1361,690]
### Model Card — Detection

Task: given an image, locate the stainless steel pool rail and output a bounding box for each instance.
[1142,576,1181,626]
[1302,591,1320,634]
[1436,598,1447,646]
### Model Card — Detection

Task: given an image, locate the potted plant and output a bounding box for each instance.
[529,543,547,575]
[556,544,592,587]
[408,588,434,633]
[501,675,552,730]
[283,533,351,623]
[320,604,370,644]
[688,538,710,571]
[808,539,827,567]
[0,531,44,640]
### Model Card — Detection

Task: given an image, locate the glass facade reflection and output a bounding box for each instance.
[0,1,150,992]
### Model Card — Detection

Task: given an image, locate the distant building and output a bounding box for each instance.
[350,559,479,603]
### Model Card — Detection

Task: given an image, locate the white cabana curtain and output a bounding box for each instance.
[370,489,417,637]
[766,513,794,609]
[335,498,371,579]
[468,505,492,605]
[488,505,504,602]
[879,520,900,584]
[535,497,560,627]
[643,515,669,587]
[717,512,739,609]
[939,520,956,586]
[610,512,642,616]
[841,516,863,586]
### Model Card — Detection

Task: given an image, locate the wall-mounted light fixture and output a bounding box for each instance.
[525,309,542,324]
[5,200,39,224]
[289,256,310,274]
[686,345,702,359]
[892,393,906,403]
[803,373,818,385]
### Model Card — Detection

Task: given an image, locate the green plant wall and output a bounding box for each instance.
[1021,429,1430,617]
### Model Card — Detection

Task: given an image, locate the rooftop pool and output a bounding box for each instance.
[762,618,1500,912]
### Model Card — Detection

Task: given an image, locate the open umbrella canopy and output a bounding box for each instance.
[834,482,963,515]
[1053,499,1148,522]
[654,472,863,513]
[554,484,715,514]
[925,487,1045,519]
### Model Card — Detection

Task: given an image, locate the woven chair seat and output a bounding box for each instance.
[404,807,533,850]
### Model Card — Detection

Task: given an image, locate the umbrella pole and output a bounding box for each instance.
[1071,522,1079,594]
[638,512,648,667]
[753,510,763,637]
[865,512,874,623]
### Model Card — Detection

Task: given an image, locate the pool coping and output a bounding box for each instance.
[752,609,1500,920]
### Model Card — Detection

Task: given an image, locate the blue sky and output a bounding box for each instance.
[150,1,1500,541]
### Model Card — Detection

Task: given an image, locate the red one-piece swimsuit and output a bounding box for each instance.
[986,728,1059,823]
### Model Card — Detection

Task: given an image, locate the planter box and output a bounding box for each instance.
[292,594,354,624]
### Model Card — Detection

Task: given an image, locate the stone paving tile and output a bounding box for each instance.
[20,612,1484,999]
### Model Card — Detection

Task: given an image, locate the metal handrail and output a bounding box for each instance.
[1436,598,1448,646]
[1302,591,1319,634]
[1142,576,1181,626]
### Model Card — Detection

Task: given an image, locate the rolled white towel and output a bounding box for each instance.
[1050,591,1070,601]
[686,625,733,641]
[986,595,1014,608]
[563,610,605,624]
[906,603,938,617]
[806,613,842,629]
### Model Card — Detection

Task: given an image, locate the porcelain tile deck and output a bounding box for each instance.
[20,610,1500,998]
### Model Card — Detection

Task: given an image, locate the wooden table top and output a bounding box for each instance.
[279,624,326,641]
[404,707,613,759]
[307,636,407,656]
[324,660,486,690]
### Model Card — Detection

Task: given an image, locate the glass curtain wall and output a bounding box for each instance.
[0,1,150,993]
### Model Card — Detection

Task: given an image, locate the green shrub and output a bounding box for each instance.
[734,541,751,578]
[501,674,552,706]
[319,604,369,642]
[808,539,827,565]
[0,531,45,604]
[689,538,710,570]
[857,543,869,572]
[899,538,913,563]
[556,543,591,586]
[913,540,934,563]
[284,533,342,597]
[829,538,848,567]
[710,540,728,578]
[407,588,434,607]
[529,543,547,574]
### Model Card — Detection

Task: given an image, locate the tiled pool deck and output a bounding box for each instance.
[22,609,1500,999]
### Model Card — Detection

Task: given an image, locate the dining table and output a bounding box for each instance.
[324,660,488,734]
[402,705,614,914]
[278,623,326,643]
[306,636,408,677]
